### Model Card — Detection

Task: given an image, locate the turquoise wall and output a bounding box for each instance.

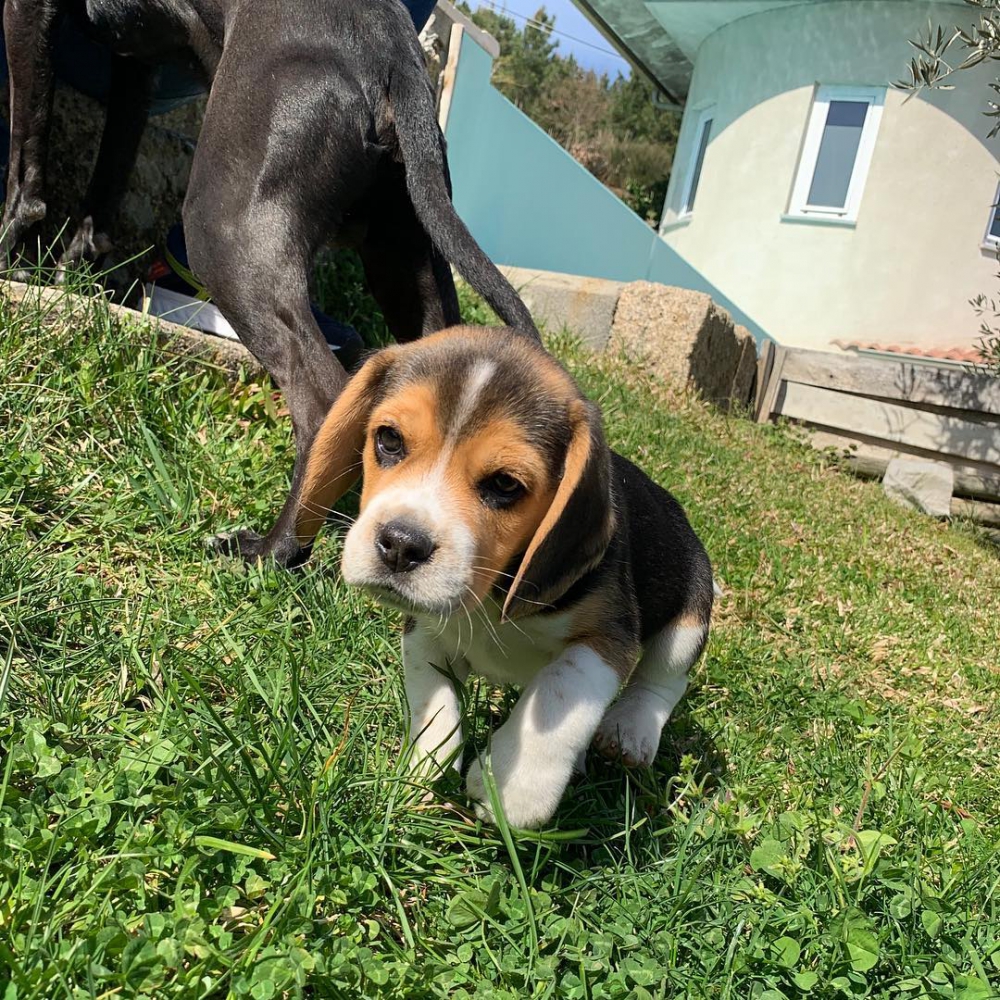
[443,32,767,342]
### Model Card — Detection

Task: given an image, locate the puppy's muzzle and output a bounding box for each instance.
[375,520,437,574]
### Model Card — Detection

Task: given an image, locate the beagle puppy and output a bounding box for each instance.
[295,327,714,829]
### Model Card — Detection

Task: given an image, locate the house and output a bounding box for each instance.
[571,0,1000,358]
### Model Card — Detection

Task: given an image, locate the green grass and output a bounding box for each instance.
[1,271,999,999]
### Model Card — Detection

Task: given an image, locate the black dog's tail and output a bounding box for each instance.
[390,67,540,340]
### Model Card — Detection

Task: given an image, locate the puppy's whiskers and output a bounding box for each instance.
[464,585,508,655]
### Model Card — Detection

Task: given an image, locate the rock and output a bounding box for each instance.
[882,458,954,518]
[2,83,203,288]
[500,265,624,350]
[608,282,754,409]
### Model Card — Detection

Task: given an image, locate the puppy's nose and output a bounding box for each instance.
[375,521,436,573]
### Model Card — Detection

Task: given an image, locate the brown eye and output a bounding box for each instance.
[480,472,525,508]
[375,426,405,464]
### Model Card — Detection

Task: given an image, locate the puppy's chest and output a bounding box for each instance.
[436,610,573,686]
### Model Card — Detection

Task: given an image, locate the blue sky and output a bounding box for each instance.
[470,0,632,79]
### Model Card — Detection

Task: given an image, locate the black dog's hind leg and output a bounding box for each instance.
[1,0,61,263]
[185,44,358,567]
[58,56,153,276]
[360,163,462,342]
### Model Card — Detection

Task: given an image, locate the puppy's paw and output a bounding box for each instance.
[593,705,662,768]
[465,758,496,823]
[466,756,565,829]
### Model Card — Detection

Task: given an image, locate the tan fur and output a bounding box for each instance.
[501,398,594,620]
[566,588,641,680]
[295,348,399,543]
[359,382,445,504]
[677,610,708,630]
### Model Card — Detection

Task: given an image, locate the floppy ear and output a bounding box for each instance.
[294,349,397,547]
[502,398,615,621]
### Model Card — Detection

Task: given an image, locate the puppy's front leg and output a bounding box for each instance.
[403,623,467,775]
[467,644,620,829]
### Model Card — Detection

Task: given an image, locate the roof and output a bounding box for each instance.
[832,339,986,366]
[570,0,928,106]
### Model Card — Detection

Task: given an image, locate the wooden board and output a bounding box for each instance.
[952,497,1000,528]
[755,342,787,424]
[780,347,1000,417]
[776,381,1000,467]
[807,429,1000,503]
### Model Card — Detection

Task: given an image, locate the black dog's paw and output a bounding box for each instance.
[204,529,309,570]
[204,528,268,562]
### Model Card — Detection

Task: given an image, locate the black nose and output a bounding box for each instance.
[375,521,436,573]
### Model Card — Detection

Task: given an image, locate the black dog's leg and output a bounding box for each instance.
[58,56,153,275]
[185,44,357,567]
[360,166,462,342]
[1,0,61,263]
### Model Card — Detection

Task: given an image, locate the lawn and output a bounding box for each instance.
[1,273,999,1000]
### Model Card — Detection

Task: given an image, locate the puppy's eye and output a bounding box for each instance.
[375,426,405,464]
[480,472,525,508]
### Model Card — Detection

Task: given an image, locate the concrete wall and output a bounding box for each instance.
[440,26,767,341]
[659,1,1000,353]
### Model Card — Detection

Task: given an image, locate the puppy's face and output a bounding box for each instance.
[298,327,615,620]
[342,349,560,616]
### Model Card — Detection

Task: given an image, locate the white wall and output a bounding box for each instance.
[660,1,1000,352]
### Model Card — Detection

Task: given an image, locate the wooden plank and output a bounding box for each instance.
[756,343,787,424]
[753,339,775,422]
[780,346,1000,417]
[952,497,1000,528]
[777,381,1000,466]
[807,429,1000,503]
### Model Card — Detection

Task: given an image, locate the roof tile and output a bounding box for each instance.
[831,339,985,365]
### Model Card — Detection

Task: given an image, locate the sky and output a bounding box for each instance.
[469,0,632,79]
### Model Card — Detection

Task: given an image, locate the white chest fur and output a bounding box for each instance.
[417,602,573,687]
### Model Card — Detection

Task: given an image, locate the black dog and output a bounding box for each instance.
[2,0,538,566]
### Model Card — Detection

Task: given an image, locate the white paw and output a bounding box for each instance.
[465,755,565,829]
[465,758,496,823]
[593,703,663,768]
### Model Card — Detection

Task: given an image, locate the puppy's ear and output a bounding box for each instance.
[295,349,397,547]
[502,398,615,620]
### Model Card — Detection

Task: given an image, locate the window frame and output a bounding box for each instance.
[983,180,1000,248]
[788,85,885,222]
[679,106,715,218]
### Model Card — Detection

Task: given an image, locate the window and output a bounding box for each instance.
[680,109,714,216]
[985,183,1000,245]
[788,86,885,222]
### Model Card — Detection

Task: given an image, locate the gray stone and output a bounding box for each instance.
[499,265,624,350]
[882,458,954,518]
[608,282,751,408]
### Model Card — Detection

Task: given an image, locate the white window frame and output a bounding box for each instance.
[679,106,715,218]
[983,181,1000,248]
[788,85,885,222]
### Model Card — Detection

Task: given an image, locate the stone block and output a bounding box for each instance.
[882,458,954,518]
[608,281,752,408]
[500,265,624,350]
